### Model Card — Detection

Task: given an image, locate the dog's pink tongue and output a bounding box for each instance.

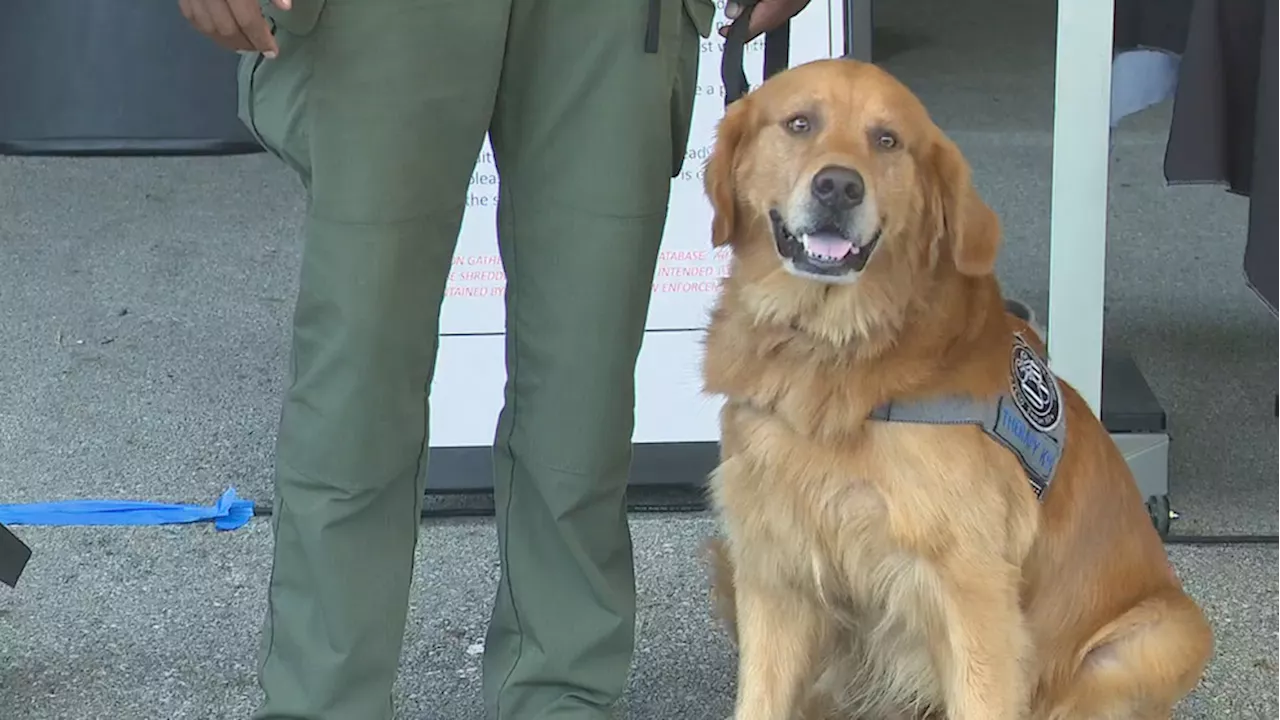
[804,233,854,259]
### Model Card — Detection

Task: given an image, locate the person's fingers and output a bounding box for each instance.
[203,0,244,38]
[182,0,217,36]
[719,0,759,37]
[746,1,793,36]
[197,0,257,51]
[717,0,810,39]
[271,0,292,9]
[180,0,264,52]
[227,0,279,56]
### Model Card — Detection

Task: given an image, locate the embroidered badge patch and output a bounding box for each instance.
[1009,333,1062,433]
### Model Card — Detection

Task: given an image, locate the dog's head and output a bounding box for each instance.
[704,59,1000,344]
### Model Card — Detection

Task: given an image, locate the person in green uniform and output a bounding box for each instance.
[179,0,809,717]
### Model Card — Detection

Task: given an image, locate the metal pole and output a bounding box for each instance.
[1047,0,1115,415]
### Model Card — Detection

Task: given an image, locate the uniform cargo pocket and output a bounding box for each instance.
[237,51,273,155]
[237,27,314,178]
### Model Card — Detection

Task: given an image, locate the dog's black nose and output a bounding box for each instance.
[810,165,864,210]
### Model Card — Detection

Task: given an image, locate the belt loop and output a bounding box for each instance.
[644,0,662,53]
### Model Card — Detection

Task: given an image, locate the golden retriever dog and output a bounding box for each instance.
[699,58,1213,720]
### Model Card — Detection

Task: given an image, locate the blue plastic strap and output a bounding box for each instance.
[0,488,254,531]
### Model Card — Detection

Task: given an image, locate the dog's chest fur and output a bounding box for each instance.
[702,294,1032,716]
[710,392,965,717]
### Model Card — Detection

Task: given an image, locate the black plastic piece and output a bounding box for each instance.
[0,523,33,589]
[1146,494,1172,538]
[424,442,720,494]
[1099,349,1168,434]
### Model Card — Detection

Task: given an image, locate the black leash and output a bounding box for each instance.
[721,0,792,106]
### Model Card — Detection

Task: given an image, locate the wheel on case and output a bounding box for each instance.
[1147,495,1172,538]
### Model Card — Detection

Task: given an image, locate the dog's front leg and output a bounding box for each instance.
[935,567,1030,720]
[733,581,821,720]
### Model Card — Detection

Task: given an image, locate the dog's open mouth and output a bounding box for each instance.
[770,210,880,276]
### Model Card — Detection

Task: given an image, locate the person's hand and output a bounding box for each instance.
[179,0,292,58]
[719,0,813,40]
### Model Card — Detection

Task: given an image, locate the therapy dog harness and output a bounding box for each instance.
[869,333,1068,500]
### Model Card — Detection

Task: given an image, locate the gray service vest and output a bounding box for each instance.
[868,333,1068,501]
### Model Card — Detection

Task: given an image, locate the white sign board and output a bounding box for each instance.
[430,1,847,447]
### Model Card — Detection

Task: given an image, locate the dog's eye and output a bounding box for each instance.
[784,114,812,134]
[874,130,900,150]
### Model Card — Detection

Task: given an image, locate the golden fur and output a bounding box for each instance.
[699,59,1213,720]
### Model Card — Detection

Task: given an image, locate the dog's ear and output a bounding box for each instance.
[926,134,1001,276]
[704,100,750,248]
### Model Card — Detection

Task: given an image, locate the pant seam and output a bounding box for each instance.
[410,339,432,531]
[493,178,525,720]
[257,277,296,716]
[257,493,285,713]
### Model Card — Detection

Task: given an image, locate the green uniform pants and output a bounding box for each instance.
[236,0,713,718]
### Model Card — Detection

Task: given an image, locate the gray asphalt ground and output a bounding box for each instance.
[2,0,1277,717]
